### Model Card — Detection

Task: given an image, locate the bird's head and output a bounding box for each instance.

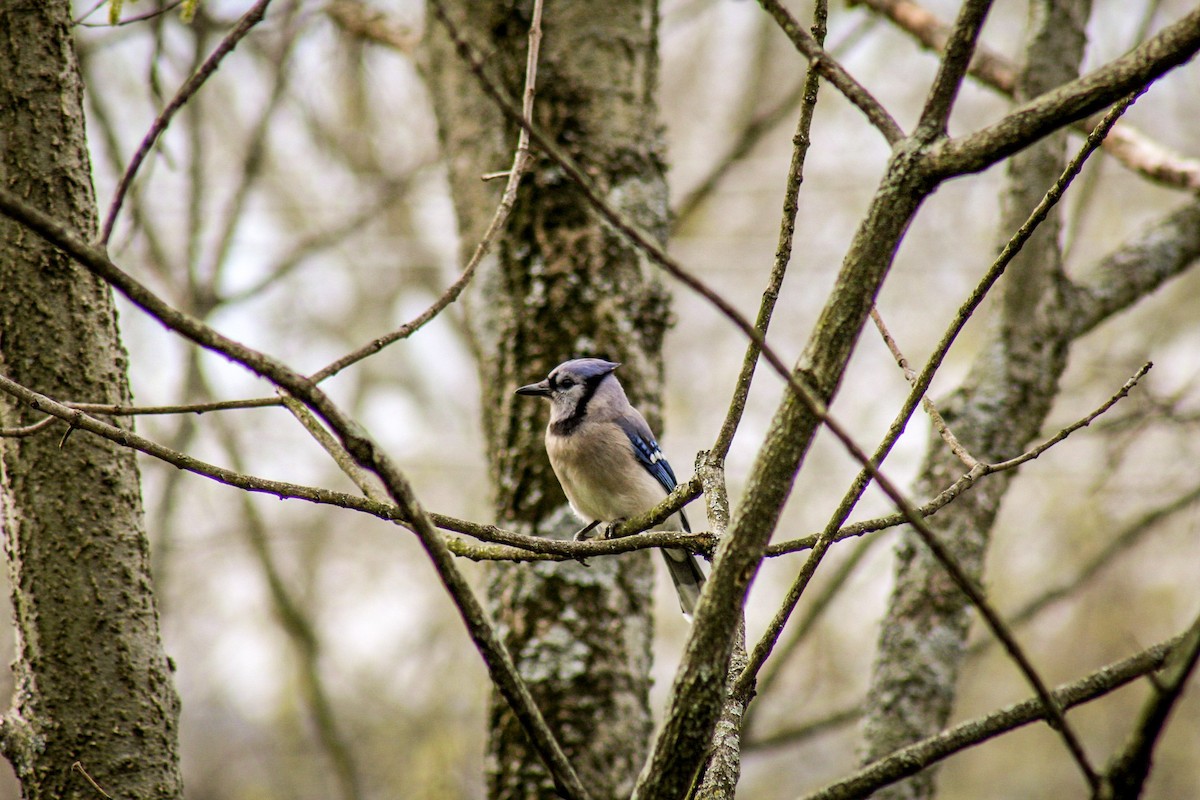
[515,358,621,424]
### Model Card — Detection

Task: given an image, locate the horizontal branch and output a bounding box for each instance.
[67,397,282,415]
[0,373,717,561]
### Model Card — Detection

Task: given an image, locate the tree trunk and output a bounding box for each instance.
[0,3,184,798]
[860,2,1092,797]
[423,2,670,798]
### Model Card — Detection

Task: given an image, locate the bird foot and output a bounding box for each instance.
[572,520,601,542]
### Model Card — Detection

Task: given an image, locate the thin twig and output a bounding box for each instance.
[869,306,978,468]
[100,0,273,244]
[767,362,1151,559]
[71,762,113,799]
[280,394,384,500]
[311,0,544,385]
[989,362,1152,472]
[77,0,184,27]
[710,0,828,463]
[0,416,59,438]
[67,397,282,415]
[754,0,904,144]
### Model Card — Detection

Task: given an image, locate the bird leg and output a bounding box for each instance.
[572,520,601,542]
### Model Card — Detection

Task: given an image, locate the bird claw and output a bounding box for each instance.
[572,520,601,568]
[600,519,626,540]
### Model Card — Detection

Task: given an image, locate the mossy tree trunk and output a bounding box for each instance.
[0,2,184,798]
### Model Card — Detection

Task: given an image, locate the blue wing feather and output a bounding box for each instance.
[617,418,690,532]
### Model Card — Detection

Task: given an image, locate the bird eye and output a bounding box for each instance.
[558,377,576,389]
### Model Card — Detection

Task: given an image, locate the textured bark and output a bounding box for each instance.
[423,3,669,798]
[0,2,184,798]
[860,2,1092,798]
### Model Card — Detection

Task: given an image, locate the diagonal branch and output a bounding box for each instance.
[754,0,903,144]
[1099,610,1200,798]
[710,0,828,462]
[309,0,542,385]
[927,8,1200,179]
[857,0,1200,190]
[801,635,1184,800]
[100,0,273,244]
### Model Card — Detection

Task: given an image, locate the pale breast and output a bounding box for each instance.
[546,422,672,524]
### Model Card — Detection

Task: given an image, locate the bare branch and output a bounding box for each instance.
[913,0,994,140]
[1099,611,1200,798]
[801,636,1183,800]
[898,499,1100,787]
[279,394,384,500]
[870,306,978,468]
[0,416,58,438]
[710,0,828,463]
[100,0,274,244]
[754,0,904,144]
[857,0,1200,190]
[310,0,543,385]
[988,362,1152,473]
[67,397,282,415]
[927,9,1200,179]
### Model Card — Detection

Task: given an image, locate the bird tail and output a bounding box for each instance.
[662,548,706,618]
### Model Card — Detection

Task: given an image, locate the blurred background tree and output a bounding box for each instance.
[0,0,1197,798]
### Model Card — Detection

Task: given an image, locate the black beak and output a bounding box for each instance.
[515,379,552,397]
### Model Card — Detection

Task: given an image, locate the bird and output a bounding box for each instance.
[515,357,706,617]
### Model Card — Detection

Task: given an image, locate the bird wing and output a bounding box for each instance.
[616,416,690,532]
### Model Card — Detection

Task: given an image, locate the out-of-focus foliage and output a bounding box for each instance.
[2,0,1193,797]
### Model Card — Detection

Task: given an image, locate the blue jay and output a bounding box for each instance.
[516,358,706,616]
